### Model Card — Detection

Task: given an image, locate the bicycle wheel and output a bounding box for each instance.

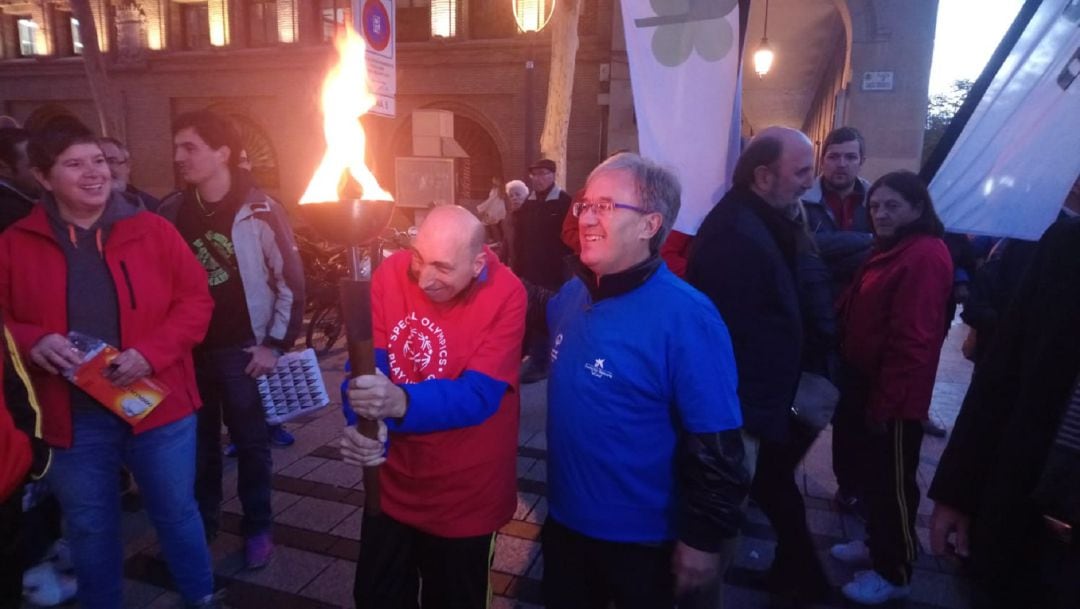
[306,305,344,356]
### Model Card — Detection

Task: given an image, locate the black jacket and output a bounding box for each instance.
[688,188,803,443]
[928,218,1080,606]
[0,181,34,234]
[511,187,573,290]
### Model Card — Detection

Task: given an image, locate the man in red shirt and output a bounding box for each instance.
[341,205,526,609]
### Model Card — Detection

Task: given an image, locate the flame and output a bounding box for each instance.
[300,28,393,204]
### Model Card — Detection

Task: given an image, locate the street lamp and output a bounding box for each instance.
[753,0,774,78]
[512,0,555,168]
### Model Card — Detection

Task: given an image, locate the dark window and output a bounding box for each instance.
[181,2,211,49]
[248,0,278,46]
[469,0,515,39]
[320,0,351,41]
[396,0,430,42]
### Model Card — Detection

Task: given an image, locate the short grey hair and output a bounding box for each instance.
[505,179,528,197]
[585,152,681,252]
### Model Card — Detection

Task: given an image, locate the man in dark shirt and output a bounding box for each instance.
[512,159,573,383]
[0,128,39,233]
[159,110,305,570]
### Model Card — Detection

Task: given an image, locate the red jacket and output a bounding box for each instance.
[839,234,953,422]
[0,206,213,448]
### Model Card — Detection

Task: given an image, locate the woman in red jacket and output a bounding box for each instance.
[828,171,953,605]
[0,123,218,608]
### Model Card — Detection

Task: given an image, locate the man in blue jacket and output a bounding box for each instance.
[543,153,749,608]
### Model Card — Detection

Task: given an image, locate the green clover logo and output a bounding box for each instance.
[634,0,738,67]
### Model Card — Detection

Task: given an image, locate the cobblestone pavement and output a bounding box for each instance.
[28,319,976,609]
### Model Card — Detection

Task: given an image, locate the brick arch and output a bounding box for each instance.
[203,102,280,189]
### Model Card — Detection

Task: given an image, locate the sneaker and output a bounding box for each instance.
[830,539,872,567]
[23,562,78,607]
[841,570,910,605]
[269,425,295,447]
[244,532,274,570]
[224,443,237,457]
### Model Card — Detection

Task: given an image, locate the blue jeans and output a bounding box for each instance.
[48,411,213,608]
[194,345,272,538]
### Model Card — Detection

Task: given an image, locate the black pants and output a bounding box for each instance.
[856,419,923,585]
[354,512,494,609]
[542,517,675,609]
[831,366,869,497]
[0,491,61,609]
[750,419,828,589]
[194,345,272,538]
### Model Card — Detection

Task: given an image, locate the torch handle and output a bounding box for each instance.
[339,276,382,517]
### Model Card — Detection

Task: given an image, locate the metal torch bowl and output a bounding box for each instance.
[299,199,395,246]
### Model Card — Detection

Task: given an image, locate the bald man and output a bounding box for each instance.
[341,206,527,609]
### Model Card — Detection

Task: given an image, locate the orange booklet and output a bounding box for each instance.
[65,333,170,425]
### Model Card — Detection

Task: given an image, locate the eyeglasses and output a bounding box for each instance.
[104,156,128,166]
[572,198,650,218]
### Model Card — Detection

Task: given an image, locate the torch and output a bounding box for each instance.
[298,30,393,516]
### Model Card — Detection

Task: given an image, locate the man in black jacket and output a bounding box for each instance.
[687,127,832,605]
[929,217,1080,609]
[0,128,39,233]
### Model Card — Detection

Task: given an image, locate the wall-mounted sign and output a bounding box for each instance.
[862,71,895,91]
[353,0,396,117]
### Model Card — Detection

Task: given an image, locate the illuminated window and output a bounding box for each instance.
[320,0,351,41]
[248,0,279,46]
[71,18,84,54]
[17,18,38,56]
[429,0,455,38]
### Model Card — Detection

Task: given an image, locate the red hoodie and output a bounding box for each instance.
[0,206,212,448]
[839,234,953,423]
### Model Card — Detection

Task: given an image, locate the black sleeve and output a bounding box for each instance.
[677,429,751,552]
[520,277,554,337]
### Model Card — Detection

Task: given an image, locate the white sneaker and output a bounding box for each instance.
[22,562,78,607]
[830,539,873,566]
[841,570,911,605]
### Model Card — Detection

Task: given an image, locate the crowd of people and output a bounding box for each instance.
[0,111,1077,609]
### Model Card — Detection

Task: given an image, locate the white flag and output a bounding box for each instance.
[930,0,1080,240]
[620,0,742,235]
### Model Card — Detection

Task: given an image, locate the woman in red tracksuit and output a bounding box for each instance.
[828,171,953,605]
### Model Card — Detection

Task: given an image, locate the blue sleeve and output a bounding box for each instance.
[342,350,508,434]
[387,370,508,434]
[671,300,743,434]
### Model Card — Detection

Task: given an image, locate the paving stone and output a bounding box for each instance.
[142,590,184,609]
[328,508,364,541]
[524,497,547,524]
[493,534,540,576]
[303,459,365,489]
[731,535,774,571]
[910,567,973,609]
[223,490,303,518]
[521,460,546,483]
[526,553,544,580]
[280,456,333,479]
[299,558,357,608]
[516,457,537,477]
[275,497,358,533]
[232,545,335,593]
[122,578,170,609]
[208,531,247,577]
[805,507,844,538]
[513,492,541,520]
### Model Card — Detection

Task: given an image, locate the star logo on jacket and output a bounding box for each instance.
[387,312,449,381]
[585,357,612,379]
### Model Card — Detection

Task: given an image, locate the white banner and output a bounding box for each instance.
[930,0,1080,240]
[620,0,741,235]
